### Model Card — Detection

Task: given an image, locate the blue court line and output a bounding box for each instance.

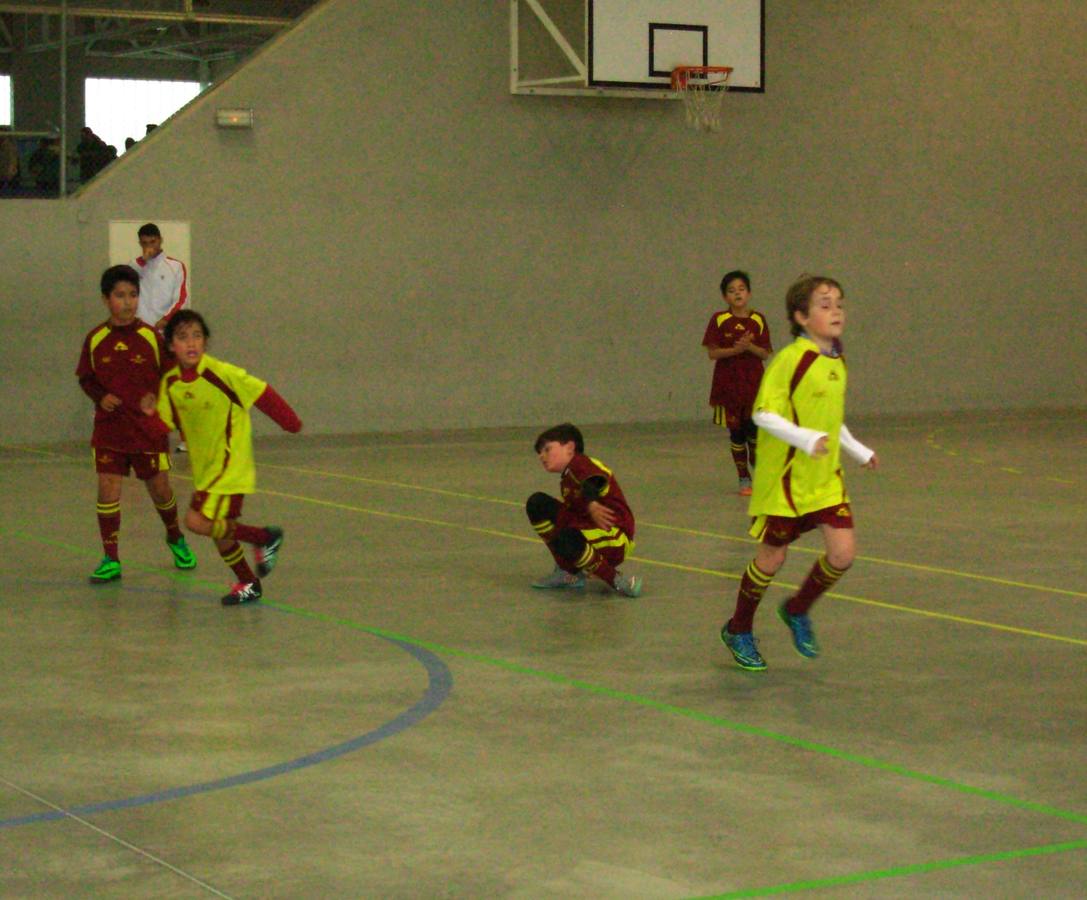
[0,634,452,829]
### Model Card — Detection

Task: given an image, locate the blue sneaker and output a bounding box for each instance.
[720,622,766,671]
[778,603,820,658]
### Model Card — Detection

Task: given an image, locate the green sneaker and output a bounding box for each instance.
[90,557,121,584]
[720,622,767,671]
[167,536,197,570]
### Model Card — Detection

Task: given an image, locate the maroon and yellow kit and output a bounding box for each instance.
[76,319,169,454]
[702,309,772,417]
[557,453,635,540]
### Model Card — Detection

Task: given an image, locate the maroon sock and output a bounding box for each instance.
[574,543,618,586]
[97,501,121,560]
[233,523,272,546]
[785,555,848,616]
[154,493,184,543]
[730,442,750,479]
[728,560,774,633]
[219,540,258,584]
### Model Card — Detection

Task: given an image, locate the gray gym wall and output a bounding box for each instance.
[1,0,1085,446]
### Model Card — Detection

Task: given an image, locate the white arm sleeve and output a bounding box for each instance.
[752,410,826,458]
[839,423,875,465]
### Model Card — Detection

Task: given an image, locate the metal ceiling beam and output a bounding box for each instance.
[0,3,291,28]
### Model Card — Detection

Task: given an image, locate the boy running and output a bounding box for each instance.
[720,274,878,671]
[138,310,302,606]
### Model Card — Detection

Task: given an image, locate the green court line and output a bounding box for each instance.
[4,525,1086,829]
[4,527,1087,898]
[691,838,1087,898]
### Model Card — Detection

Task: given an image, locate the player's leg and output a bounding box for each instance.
[526,492,584,589]
[743,417,758,471]
[556,527,640,597]
[720,518,791,671]
[185,495,262,605]
[777,516,855,658]
[91,465,124,583]
[141,461,196,570]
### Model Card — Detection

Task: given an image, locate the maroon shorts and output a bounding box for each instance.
[712,401,754,432]
[94,448,169,480]
[753,503,854,547]
[190,491,245,522]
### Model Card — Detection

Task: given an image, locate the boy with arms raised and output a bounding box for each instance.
[720,274,879,671]
[139,310,302,605]
[76,265,196,582]
[526,423,642,597]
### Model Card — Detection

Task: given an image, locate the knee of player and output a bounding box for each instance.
[552,527,586,561]
[183,508,210,535]
[526,492,558,521]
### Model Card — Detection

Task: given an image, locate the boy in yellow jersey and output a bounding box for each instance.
[720,275,879,671]
[139,311,302,606]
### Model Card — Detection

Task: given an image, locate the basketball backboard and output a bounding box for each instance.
[510,0,763,97]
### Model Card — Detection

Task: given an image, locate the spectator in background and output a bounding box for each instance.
[0,127,18,192]
[124,137,137,152]
[28,137,60,192]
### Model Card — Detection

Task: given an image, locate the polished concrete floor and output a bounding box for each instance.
[1,413,1084,898]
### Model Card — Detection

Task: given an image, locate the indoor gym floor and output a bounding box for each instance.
[0,412,1084,898]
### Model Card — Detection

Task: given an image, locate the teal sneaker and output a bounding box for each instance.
[720,622,766,671]
[255,526,284,577]
[90,557,121,584]
[778,603,820,658]
[167,536,197,570]
[613,571,643,598]
[532,566,586,590]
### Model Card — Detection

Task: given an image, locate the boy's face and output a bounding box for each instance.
[723,278,750,313]
[795,283,845,343]
[138,234,163,259]
[103,280,139,327]
[538,440,576,473]
[170,320,207,369]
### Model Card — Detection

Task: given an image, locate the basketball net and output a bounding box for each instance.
[671,66,732,133]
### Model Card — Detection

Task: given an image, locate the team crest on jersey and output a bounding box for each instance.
[184,391,195,400]
[828,371,840,380]
[101,355,111,364]
[132,354,146,364]
[114,341,128,351]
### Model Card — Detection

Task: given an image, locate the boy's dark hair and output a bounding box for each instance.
[164,309,211,345]
[100,264,140,297]
[534,422,584,454]
[137,222,161,239]
[720,270,751,295]
[786,273,844,337]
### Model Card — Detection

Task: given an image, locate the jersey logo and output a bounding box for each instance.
[184,391,195,400]
[101,355,112,364]
[828,371,840,380]
[131,354,146,364]
[114,341,128,351]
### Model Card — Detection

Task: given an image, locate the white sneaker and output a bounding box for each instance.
[176,441,187,453]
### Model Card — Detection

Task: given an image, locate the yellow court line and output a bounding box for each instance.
[260,461,1087,600]
[259,486,1087,648]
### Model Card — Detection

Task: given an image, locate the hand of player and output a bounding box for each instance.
[811,436,829,458]
[138,393,157,415]
[155,317,168,331]
[587,501,617,530]
[863,452,880,470]
[100,393,121,412]
[734,334,753,352]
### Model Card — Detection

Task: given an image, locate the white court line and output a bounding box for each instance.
[0,776,235,899]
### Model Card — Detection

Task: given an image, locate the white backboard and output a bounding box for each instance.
[589,0,763,91]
